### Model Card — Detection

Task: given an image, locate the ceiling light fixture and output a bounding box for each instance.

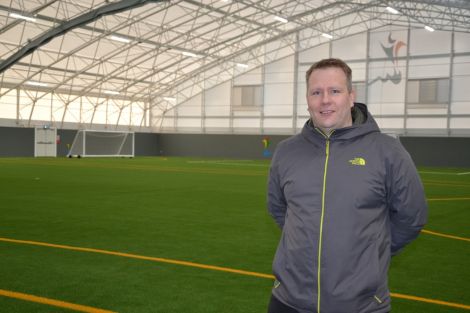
[322,33,333,39]
[236,63,249,69]
[163,97,176,101]
[9,13,36,22]
[274,15,288,24]
[110,35,131,43]
[424,25,435,32]
[26,81,48,87]
[104,90,120,95]
[386,6,399,14]
[182,51,199,58]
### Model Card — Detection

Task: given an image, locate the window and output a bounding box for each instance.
[232,85,263,110]
[406,78,449,105]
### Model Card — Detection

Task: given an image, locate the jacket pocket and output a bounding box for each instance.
[362,239,380,296]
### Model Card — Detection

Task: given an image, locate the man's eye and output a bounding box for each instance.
[312,91,321,96]
[332,89,341,94]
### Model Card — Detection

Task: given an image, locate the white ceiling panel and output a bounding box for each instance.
[0,0,468,109]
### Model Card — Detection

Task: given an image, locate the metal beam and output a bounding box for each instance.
[0,0,167,74]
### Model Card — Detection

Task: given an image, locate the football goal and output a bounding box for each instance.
[68,130,134,157]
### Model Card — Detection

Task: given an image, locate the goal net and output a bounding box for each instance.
[68,130,134,157]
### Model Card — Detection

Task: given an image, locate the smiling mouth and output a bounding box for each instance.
[320,110,334,115]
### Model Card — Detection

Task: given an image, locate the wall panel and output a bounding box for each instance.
[205,81,231,116]
[332,33,367,60]
[408,57,450,78]
[454,32,470,53]
[298,43,329,63]
[409,29,451,56]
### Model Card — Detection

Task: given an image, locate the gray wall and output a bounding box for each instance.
[135,132,159,156]
[0,127,159,157]
[400,137,470,167]
[0,126,34,157]
[1,126,469,167]
[157,133,470,167]
[57,129,77,156]
[156,133,283,160]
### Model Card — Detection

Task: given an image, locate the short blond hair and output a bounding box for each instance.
[306,58,352,92]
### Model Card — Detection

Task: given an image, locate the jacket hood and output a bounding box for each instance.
[302,102,380,142]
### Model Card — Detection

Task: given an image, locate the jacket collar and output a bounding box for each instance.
[301,102,380,142]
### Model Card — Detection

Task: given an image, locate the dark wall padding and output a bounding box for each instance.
[135,132,159,156]
[157,133,470,167]
[1,126,470,167]
[0,126,34,157]
[399,137,470,167]
[57,129,77,156]
[157,133,286,160]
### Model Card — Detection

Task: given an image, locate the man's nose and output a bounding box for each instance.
[321,91,331,103]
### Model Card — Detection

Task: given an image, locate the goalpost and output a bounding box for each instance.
[68,130,134,157]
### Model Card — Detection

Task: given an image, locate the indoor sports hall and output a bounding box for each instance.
[0,1,469,312]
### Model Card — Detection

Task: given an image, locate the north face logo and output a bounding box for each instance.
[349,157,366,166]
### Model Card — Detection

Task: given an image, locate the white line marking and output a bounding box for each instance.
[187,160,269,167]
[457,172,470,176]
[187,160,254,164]
[213,162,269,167]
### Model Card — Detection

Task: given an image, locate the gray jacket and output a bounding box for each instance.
[268,103,427,313]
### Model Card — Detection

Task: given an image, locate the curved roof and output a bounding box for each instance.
[1,0,469,120]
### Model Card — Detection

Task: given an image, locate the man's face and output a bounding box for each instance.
[306,67,355,135]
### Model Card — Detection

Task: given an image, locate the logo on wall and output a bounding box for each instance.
[369,33,407,85]
[262,137,272,157]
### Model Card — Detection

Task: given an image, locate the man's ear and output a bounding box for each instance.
[350,89,356,107]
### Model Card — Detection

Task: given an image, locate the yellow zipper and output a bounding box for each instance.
[316,128,333,313]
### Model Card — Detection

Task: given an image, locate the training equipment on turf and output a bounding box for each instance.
[68,130,134,157]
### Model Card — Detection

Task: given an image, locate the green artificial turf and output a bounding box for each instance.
[0,157,468,312]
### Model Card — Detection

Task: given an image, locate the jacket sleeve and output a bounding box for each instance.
[387,141,428,256]
[267,146,287,229]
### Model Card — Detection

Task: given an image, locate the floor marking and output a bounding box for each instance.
[390,292,470,310]
[0,237,273,279]
[420,170,470,176]
[186,160,270,167]
[422,180,470,188]
[1,237,469,310]
[0,289,116,313]
[186,160,256,164]
[419,171,459,175]
[210,162,270,167]
[427,197,470,201]
[0,159,267,177]
[421,229,470,242]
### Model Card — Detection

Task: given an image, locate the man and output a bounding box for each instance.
[267,58,427,313]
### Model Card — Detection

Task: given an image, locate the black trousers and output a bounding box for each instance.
[267,294,300,313]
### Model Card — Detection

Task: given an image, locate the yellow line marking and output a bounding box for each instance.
[0,289,116,313]
[427,197,470,201]
[0,237,273,279]
[391,292,470,310]
[421,229,470,242]
[2,237,470,310]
